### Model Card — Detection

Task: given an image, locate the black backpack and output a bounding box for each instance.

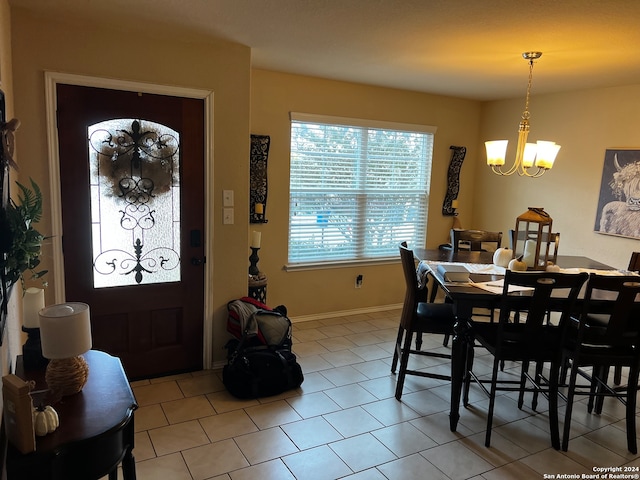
[223,301,303,398]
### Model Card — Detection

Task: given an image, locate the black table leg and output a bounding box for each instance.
[450,318,465,431]
[450,301,474,432]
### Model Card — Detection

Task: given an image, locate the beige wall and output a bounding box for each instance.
[10,7,252,365]
[9,4,640,366]
[474,84,640,271]
[250,69,481,316]
[0,0,17,378]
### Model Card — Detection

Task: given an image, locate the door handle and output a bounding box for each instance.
[191,256,206,266]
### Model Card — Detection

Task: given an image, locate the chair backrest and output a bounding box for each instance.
[399,243,424,329]
[450,229,502,252]
[628,252,640,272]
[497,270,589,345]
[509,229,560,264]
[579,274,640,347]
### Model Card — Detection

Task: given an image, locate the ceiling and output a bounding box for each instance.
[10,0,640,101]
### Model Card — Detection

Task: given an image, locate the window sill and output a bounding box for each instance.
[284,257,398,272]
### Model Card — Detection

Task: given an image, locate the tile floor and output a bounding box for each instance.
[121,308,640,480]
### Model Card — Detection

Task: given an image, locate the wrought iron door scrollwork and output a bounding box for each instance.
[89,119,181,285]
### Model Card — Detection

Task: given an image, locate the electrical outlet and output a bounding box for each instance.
[355,274,363,288]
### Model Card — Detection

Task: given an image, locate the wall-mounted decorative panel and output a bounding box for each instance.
[250,134,270,223]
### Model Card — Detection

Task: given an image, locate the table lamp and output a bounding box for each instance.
[38,303,92,396]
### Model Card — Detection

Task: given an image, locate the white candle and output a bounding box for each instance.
[522,239,537,268]
[23,287,45,328]
[255,203,264,215]
[251,231,261,249]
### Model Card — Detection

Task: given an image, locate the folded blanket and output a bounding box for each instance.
[416,261,430,289]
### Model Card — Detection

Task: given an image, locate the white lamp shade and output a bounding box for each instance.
[22,287,45,328]
[485,140,508,166]
[535,141,561,169]
[522,143,538,168]
[39,303,92,359]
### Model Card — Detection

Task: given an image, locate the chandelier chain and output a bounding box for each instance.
[522,58,535,121]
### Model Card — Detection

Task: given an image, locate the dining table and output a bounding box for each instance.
[413,248,616,432]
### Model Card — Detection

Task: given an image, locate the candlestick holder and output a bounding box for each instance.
[21,326,48,369]
[249,247,260,275]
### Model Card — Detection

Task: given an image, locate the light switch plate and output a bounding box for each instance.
[223,190,234,207]
[223,208,234,224]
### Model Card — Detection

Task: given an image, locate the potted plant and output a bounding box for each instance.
[1,178,48,291]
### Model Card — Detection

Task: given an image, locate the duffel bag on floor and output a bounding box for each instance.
[223,342,303,399]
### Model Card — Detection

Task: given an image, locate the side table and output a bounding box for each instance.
[6,350,138,480]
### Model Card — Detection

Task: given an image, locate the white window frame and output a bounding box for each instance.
[286,112,436,270]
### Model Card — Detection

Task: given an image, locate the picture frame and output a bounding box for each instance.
[594,148,640,239]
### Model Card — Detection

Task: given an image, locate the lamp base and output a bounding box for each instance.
[45,356,89,396]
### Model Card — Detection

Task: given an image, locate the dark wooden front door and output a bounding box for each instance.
[56,84,205,379]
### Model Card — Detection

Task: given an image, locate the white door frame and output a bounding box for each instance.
[44,72,215,369]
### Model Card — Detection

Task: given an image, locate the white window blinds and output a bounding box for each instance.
[288,113,435,265]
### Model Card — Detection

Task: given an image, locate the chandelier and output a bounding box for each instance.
[486,52,560,177]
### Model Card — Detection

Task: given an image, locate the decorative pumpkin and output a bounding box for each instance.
[493,248,513,268]
[508,256,528,272]
[546,262,561,272]
[33,405,59,436]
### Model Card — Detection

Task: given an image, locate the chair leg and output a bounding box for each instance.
[462,340,475,407]
[391,325,404,373]
[415,332,423,351]
[547,361,561,450]
[395,329,414,400]
[484,357,501,447]
[614,365,622,385]
[613,365,622,385]
[559,354,569,384]
[442,334,450,347]
[531,361,545,411]
[625,364,639,454]
[594,365,610,414]
[518,360,529,409]
[562,359,580,451]
[588,365,608,414]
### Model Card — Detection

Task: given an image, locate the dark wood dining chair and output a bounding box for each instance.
[509,229,560,265]
[628,251,640,272]
[393,243,456,400]
[391,241,426,373]
[451,229,503,252]
[439,229,503,333]
[561,274,640,453]
[609,251,640,385]
[463,270,589,448]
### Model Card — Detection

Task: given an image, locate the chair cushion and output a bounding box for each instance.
[417,302,456,325]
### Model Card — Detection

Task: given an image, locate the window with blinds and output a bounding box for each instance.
[288,113,435,266]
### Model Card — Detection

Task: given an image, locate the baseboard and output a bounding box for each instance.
[288,303,403,323]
